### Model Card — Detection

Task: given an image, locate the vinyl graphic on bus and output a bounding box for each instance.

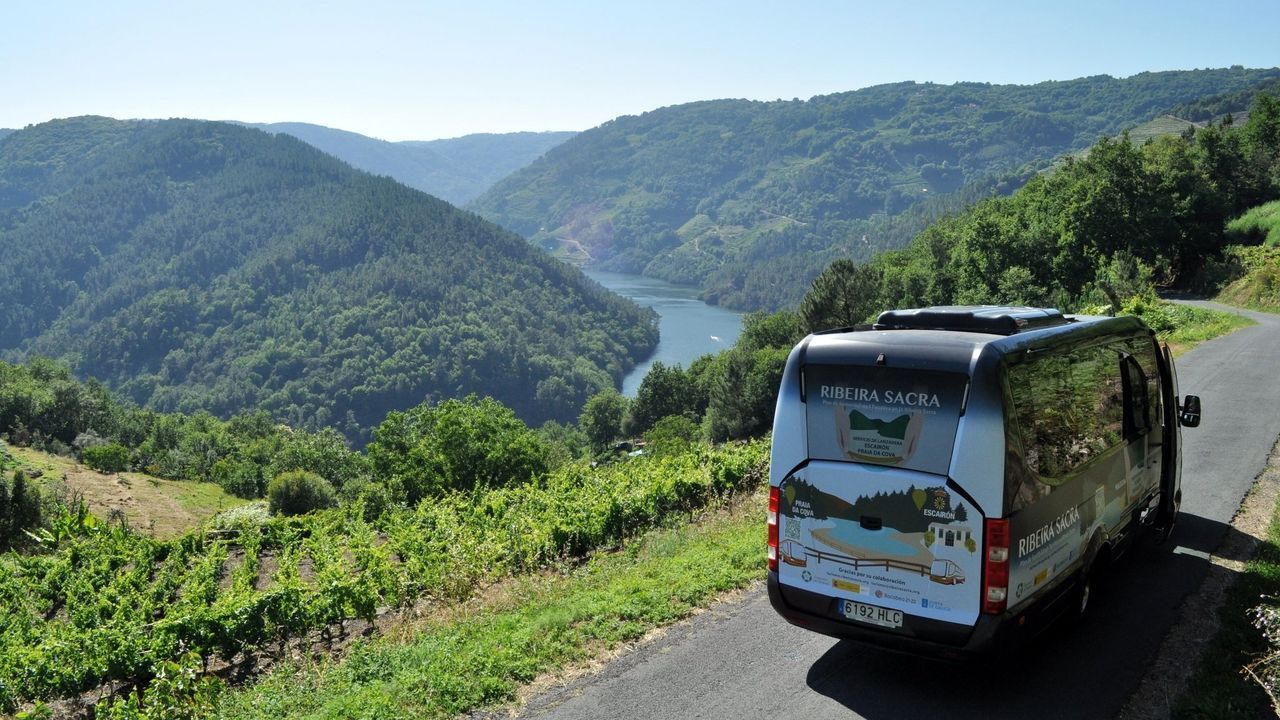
[777,464,982,625]
[804,365,967,476]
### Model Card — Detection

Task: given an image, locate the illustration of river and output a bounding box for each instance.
[586,270,744,396]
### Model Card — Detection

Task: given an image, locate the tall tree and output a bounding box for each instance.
[623,362,698,437]
[580,389,628,452]
[800,259,884,332]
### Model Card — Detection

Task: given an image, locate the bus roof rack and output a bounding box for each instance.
[872,306,1069,335]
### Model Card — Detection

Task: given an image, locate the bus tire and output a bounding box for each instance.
[1076,568,1093,618]
[1074,534,1105,621]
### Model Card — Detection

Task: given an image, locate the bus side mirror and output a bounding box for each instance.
[1179,395,1201,428]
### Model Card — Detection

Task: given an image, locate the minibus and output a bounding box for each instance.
[766,306,1201,655]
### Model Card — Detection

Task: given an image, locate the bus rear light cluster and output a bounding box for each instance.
[767,486,780,571]
[983,518,1010,614]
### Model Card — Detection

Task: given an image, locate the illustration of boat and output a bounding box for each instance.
[780,540,808,567]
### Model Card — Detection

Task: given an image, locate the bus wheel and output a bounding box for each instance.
[1075,534,1106,620]
[1076,571,1092,617]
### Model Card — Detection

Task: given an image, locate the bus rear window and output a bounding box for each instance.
[804,365,968,476]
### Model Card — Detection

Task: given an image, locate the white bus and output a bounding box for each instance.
[766,306,1201,655]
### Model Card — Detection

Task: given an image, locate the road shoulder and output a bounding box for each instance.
[1118,435,1280,720]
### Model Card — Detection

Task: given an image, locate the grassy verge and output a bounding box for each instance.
[215,489,768,719]
[1127,299,1256,356]
[1214,245,1280,313]
[1173,493,1280,719]
[1226,200,1280,247]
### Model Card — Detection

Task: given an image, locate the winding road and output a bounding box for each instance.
[506,302,1280,720]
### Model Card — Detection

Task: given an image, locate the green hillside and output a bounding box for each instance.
[1213,201,1280,311]
[1169,74,1280,121]
[470,67,1280,311]
[0,117,656,443]
[245,122,575,205]
[795,93,1280,332]
[1125,114,1200,144]
[1227,199,1280,246]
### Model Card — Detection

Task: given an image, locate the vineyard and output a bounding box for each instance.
[0,440,768,714]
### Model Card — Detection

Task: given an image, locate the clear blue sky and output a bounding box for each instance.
[3,0,1278,141]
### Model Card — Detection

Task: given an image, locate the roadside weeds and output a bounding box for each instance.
[1117,435,1280,720]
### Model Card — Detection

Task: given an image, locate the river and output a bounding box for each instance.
[586,270,744,396]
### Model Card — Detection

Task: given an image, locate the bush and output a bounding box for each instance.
[209,458,262,499]
[209,501,271,532]
[643,415,702,455]
[1120,293,1176,334]
[368,396,552,503]
[82,443,131,473]
[339,479,394,523]
[267,471,336,516]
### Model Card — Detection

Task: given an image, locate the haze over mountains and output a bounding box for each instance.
[0,117,655,443]
[469,67,1280,310]
[241,122,575,205]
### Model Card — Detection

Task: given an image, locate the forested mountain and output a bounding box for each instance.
[797,93,1280,330]
[0,129,12,141]
[1169,74,1280,121]
[0,117,656,443]
[243,122,575,204]
[470,67,1280,311]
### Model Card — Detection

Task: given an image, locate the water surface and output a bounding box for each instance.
[586,270,744,396]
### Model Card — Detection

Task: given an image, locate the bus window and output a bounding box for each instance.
[1007,344,1125,485]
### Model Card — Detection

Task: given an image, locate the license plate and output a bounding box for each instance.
[841,600,903,629]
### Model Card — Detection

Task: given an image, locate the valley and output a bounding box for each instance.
[586,270,743,395]
[2,60,1280,720]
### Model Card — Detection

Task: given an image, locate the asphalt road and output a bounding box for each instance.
[506,302,1280,720]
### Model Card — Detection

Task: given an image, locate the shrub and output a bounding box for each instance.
[82,443,131,473]
[209,501,271,531]
[209,458,262,499]
[267,471,336,516]
[368,396,552,503]
[644,415,702,455]
[339,479,394,523]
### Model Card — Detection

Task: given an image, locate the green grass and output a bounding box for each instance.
[1123,298,1255,356]
[1226,200,1280,247]
[6,445,247,538]
[1215,244,1280,312]
[1173,493,1280,719]
[1157,304,1255,354]
[215,490,768,719]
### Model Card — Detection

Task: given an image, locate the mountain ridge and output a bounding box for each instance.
[0,116,655,443]
[241,121,575,205]
[470,67,1280,311]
